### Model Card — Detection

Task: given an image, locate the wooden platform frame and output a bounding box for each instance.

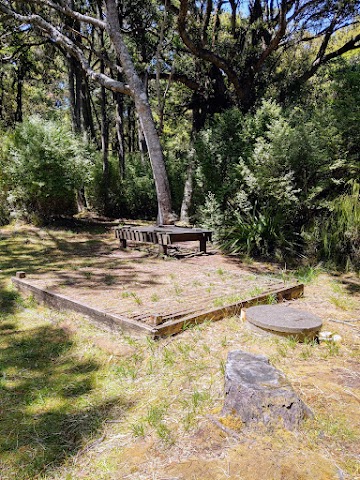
[114,225,213,255]
[12,275,304,338]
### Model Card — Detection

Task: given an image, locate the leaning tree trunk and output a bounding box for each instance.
[105,0,173,225]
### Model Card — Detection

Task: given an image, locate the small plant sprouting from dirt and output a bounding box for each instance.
[173,283,183,296]
[248,286,264,297]
[276,342,289,358]
[104,274,116,285]
[322,340,341,357]
[151,293,160,302]
[131,421,146,437]
[329,295,355,311]
[294,265,321,284]
[163,346,176,366]
[266,293,277,304]
[213,298,225,307]
[299,338,317,360]
[130,292,142,305]
[287,336,299,349]
[220,358,226,376]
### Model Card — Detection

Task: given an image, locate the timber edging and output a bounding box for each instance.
[11,276,304,338]
[154,283,304,337]
[11,277,157,337]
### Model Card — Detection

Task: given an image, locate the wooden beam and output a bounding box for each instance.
[154,283,304,337]
[12,277,157,337]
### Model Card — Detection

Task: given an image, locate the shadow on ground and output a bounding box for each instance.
[0,281,127,479]
[0,226,114,276]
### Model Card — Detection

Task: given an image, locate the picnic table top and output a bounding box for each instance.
[116,225,212,235]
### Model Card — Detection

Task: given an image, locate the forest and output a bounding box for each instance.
[0,0,359,270]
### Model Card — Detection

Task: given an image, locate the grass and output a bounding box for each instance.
[294,265,321,284]
[0,288,123,479]
[0,224,359,479]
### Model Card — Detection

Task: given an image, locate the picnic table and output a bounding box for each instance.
[114,225,212,255]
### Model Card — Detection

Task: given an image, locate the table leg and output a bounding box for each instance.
[159,244,168,255]
[199,236,207,253]
[120,239,127,249]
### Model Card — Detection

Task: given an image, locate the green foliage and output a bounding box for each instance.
[0,116,93,222]
[196,90,359,268]
[197,102,301,258]
[88,153,157,219]
[321,182,360,271]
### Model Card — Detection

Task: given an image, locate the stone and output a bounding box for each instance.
[244,305,322,339]
[332,334,342,343]
[318,331,333,341]
[16,271,26,279]
[222,350,312,430]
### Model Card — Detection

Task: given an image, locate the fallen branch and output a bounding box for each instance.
[206,414,241,440]
[328,319,360,331]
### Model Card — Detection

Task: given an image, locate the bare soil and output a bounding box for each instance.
[22,236,285,325]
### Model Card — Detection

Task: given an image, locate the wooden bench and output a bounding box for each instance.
[114,225,213,255]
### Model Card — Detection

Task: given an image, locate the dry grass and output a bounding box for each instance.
[0,224,359,480]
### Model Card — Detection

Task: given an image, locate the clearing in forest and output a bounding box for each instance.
[0,224,359,480]
[2,223,301,334]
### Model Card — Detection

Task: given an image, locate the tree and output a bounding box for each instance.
[0,0,174,224]
[160,0,360,112]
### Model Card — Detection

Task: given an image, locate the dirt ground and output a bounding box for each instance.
[22,239,286,326]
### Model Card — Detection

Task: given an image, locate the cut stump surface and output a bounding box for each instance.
[244,305,322,338]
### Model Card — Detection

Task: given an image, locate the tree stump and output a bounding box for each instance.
[222,350,312,430]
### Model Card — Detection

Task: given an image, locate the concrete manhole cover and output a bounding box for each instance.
[244,305,322,338]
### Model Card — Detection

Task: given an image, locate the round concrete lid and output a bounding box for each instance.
[245,305,322,334]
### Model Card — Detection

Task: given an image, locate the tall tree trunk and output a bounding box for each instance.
[113,90,125,179]
[105,0,173,224]
[137,113,147,164]
[180,147,195,224]
[14,63,23,123]
[127,103,135,153]
[68,56,82,133]
[100,37,110,213]
[0,72,4,120]
[81,79,98,145]
[101,83,110,213]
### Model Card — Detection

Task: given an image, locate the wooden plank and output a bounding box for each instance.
[154,283,304,337]
[114,226,212,251]
[12,277,157,337]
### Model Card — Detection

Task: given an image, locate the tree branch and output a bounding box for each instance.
[254,0,288,73]
[148,72,200,91]
[298,32,360,84]
[32,0,106,30]
[0,3,132,96]
[178,0,245,101]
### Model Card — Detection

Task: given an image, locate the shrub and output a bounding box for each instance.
[196,99,356,263]
[87,153,157,219]
[0,116,93,222]
[321,182,360,271]
[197,102,301,259]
